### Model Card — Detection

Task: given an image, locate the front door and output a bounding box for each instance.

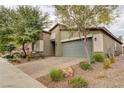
[51,41,55,56]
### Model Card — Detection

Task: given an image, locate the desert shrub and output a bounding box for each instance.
[6,44,16,53]
[90,59,96,64]
[97,72,105,79]
[49,68,64,81]
[0,44,16,53]
[90,56,96,64]
[0,45,7,53]
[68,76,88,88]
[104,58,111,69]
[13,52,22,58]
[110,54,115,63]
[9,58,21,63]
[92,53,105,62]
[80,62,92,70]
[3,52,22,63]
[2,54,13,60]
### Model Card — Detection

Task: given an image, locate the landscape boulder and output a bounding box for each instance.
[62,67,74,78]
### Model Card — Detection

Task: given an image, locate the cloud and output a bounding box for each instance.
[4,5,124,41]
[108,10,124,39]
[38,5,56,21]
[39,5,124,43]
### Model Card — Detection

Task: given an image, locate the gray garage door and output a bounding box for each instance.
[62,38,92,57]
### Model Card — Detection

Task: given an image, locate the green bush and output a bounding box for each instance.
[68,76,88,88]
[80,62,91,70]
[2,54,13,60]
[92,53,105,62]
[49,68,64,81]
[0,44,16,53]
[0,45,7,53]
[90,59,96,64]
[104,58,111,69]
[90,56,96,64]
[110,54,115,63]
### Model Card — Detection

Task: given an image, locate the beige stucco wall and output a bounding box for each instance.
[33,40,44,52]
[60,30,103,53]
[61,31,83,40]
[116,41,122,54]
[50,25,62,56]
[43,33,52,56]
[51,24,107,57]
[103,32,122,55]
[60,30,101,41]
[50,24,122,57]
[93,33,104,52]
[38,32,43,40]
[60,28,122,55]
[61,34,93,43]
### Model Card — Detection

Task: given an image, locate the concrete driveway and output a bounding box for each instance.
[0,58,45,88]
[17,57,82,79]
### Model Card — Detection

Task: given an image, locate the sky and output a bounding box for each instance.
[5,5,124,42]
[109,6,124,39]
[39,5,124,42]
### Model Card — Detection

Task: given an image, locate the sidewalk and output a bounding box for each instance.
[0,58,46,88]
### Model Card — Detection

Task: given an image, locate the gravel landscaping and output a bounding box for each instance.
[36,54,124,88]
[9,58,44,65]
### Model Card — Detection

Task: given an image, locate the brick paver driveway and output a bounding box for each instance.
[17,57,82,79]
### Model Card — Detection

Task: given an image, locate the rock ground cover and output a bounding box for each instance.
[37,54,124,88]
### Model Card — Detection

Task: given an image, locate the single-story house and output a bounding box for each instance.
[30,23,123,58]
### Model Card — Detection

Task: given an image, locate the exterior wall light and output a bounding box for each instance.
[94,37,97,41]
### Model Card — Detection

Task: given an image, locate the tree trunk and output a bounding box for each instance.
[82,36,90,64]
[83,39,90,64]
[22,43,27,58]
[79,31,90,64]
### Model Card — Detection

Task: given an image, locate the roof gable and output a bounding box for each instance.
[49,23,123,44]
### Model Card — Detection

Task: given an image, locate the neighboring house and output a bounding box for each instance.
[31,23,123,58]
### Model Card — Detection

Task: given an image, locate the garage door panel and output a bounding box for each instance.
[62,38,92,57]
